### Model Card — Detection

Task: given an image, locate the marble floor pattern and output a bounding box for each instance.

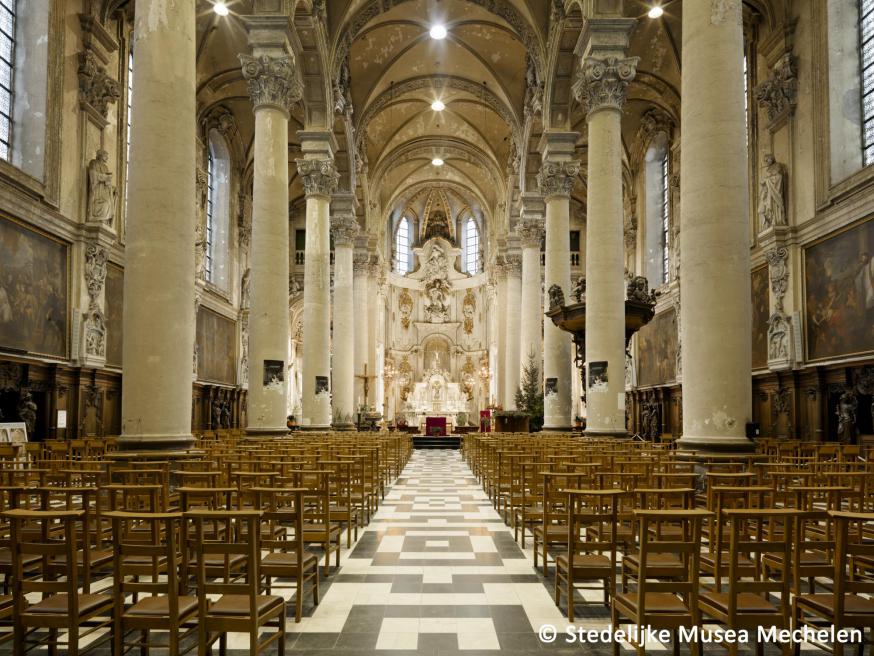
[5,449,819,654]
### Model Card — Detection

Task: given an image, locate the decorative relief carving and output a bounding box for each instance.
[516,219,544,248]
[626,276,657,305]
[83,244,107,358]
[524,55,544,118]
[766,247,789,312]
[768,312,791,363]
[537,161,580,200]
[424,278,451,323]
[77,49,120,120]
[572,276,586,303]
[637,107,674,142]
[572,56,639,117]
[330,214,359,246]
[398,289,414,329]
[333,57,353,116]
[202,105,236,137]
[759,154,787,230]
[462,289,476,335]
[241,268,251,310]
[755,53,798,127]
[239,54,303,113]
[289,276,303,300]
[86,150,117,226]
[240,312,249,387]
[238,192,252,251]
[296,159,339,198]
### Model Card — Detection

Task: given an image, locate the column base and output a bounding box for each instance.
[542,424,573,432]
[244,427,290,438]
[332,422,356,431]
[675,435,756,454]
[584,429,629,439]
[117,434,195,452]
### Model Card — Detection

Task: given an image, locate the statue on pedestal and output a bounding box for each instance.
[86,150,117,226]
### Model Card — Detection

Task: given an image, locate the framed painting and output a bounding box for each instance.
[0,215,69,358]
[751,266,769,370]
[805,219,874,361]
[636,307,678,388]
[196,307,237,385]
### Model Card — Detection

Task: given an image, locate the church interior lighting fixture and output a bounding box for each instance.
[430,24,448,40]
[432,158,444,167]
[431,100,445,111]
[213,1,230,16]
[647,4,664,18]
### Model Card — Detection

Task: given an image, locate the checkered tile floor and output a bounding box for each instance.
[1,450,827,654]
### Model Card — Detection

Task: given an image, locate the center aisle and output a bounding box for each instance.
[288,449,570,654]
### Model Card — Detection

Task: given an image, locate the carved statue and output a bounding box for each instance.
[86,150,117,226]
[524,56,543,117]
[759,154,787,230]
[220,401,231,429]
[643,398,661,440]
[195,220,207,279]
[572,276,586,304]
[211,399,222,429]
[17,390,36,435]
[548,284,565,311]
[836,389,858,444]
[425,244,449,280]
[626,276,657,305]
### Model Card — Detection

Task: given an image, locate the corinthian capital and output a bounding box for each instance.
[296,159,339,198]
[573,56,639,117]
[239,54,303,114]
[537,161,580,200]
[331,214,360,246]
[515,219,544,248]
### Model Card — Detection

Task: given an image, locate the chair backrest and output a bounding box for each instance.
[719,508,795,622]
[249,487,306,555]
[185,510,263,616]
[106,511,182,612]
[632,509,711,615]
[4,509,82,613]
[566,489,621,570]
[830,510,874,627]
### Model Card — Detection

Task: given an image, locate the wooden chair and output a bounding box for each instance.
[533,471,586,575]
[187,510,286,656]
[793,511,874,656]
[288,470,342,576]
[611,509,711,656]
[5,508,113,655]
[554,489,622,622]
[250,487,320,622]
[698,509,796,656]
[107,511,198,655]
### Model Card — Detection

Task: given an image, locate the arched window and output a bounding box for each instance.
[860,0,874,163]
[205,131,231,289]
[464,217,480,274]
[0,0,17,162]
[395,216,410,274]
[644,133,670,286]
[124,47,133,218]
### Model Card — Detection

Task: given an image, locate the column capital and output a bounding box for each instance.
[296,158,339,198]
[515,219,544,248]
[353,251,372,274]
[537,160,580,200]
[239,54,302,115]
[331,215,360,247]
[573,55,639,118]
[503,252,522,277]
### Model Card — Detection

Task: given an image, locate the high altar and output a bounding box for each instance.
[406,354,467,433]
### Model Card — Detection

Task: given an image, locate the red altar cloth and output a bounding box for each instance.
[425,417,448,436]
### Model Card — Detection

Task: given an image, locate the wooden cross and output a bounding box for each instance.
[355,364,378,406]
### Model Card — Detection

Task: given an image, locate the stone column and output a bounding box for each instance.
[120,0,196,451]
[516,195,545,381]
[676,0,753,451]
[573,20,637,438]
[239,20,300,436]
[331,193,359,430]
[538,133,579,431]
[298,133,339,429]
[503,253,522,409]
[353,252,371,408]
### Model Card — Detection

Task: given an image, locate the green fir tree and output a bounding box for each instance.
[515,351,544,432]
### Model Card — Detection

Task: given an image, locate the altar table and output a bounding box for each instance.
[425,417,448,436]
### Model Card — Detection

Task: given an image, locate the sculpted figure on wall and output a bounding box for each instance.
[86,150,117,226]
[424,278,450,323]
[759,154,787,230]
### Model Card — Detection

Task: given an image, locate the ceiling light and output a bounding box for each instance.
[647,5,664,18]
[432,158,444,167]
[431,100,445,111]
[430,24,448,40]
[213,1,230,16]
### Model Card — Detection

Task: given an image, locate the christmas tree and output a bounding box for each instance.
[515,350,544,432]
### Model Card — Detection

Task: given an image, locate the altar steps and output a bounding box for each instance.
[413,435,461,449]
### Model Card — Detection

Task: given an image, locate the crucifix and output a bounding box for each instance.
[355,364,378,407]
